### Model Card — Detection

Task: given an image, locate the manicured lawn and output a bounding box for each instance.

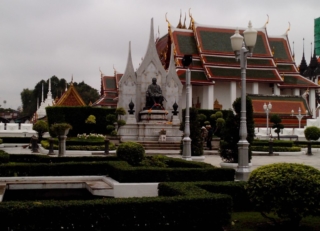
[223,212,320,231]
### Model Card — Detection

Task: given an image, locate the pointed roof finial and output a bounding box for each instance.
[177,10,182,28]
[264,14,269,27]
[182,12,187,29]
[188,8,194,30]
[286,22,291,35]
[292,41,295,60]
[113,65,117,75]
[165,12,171,28]
[99,67,103,76]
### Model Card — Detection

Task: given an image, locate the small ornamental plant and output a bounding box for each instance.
[116,141,145,166]
[50,123,72,136]
[85,115,96,124]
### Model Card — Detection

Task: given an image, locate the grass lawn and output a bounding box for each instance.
[223,212,320,231]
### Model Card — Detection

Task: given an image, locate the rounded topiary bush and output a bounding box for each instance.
[246,163,320,225]
[116,141,145,166]
[304,126,320,141]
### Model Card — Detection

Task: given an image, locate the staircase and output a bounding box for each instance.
[136,141,181,150]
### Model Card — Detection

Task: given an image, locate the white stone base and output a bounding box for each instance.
[119,122,182,142]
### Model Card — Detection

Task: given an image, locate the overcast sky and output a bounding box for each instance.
[1,0,319,110]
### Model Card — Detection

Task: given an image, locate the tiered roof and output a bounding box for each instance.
[55,82,86,106]
[92,70,122,107]
[249,94,311,127]
[156,16,319,89]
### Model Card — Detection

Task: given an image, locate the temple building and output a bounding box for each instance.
[97,14,320,128]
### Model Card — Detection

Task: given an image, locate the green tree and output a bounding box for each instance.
[73,81,100,105]
[33,120,48,142]
[270,114,284,140]
[220,96,254,163]
[20,88,36,117]
[180,107,203,156]
[21,76,99,117]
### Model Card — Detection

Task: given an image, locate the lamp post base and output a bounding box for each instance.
[182,137,192,161]
[236,140,251,181]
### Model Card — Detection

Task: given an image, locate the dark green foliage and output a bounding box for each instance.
[251,146,301,152]
[220,96,254,163]
[160,181,252,211]
[116,141,145,166]
[140,155,169,167]
[0,137,30,143]
[46,106,115,136]
[0,138,2,144]
[304,126,320,141]
[32,120,49,142]
[0,162,110,176]
[0,193,231,230]
[197,113,207,126]
[270,114,284,140]
[180,108,204,156]
[106,159,235,183]
[0,150,9,163]
[253,140,294,147]
[246,163,320,226]
[8,154,118,163]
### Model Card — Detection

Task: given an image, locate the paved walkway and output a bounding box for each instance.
[1,144,320,171]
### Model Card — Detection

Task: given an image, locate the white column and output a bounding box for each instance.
[294,88,300,96]
[273,84,280,95]
[230,81,237,109]
[202,85,214,109]
[252,82,259,94]
[310,88,316,118]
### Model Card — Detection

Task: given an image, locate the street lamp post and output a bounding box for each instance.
[263,102,272,135]
[182,55,193,161]
[291,107,308,128]
[230,21,257,181]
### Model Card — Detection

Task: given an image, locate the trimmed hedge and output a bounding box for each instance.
[251,146,301,152]
[46,106,115,136]
[106,159,235,183]
[8,154,118,163]
[0,162,110,176]
[0,137,30,143]
[0,194,232,230]
[159,181,252,211]
[252,140,294,147]
[0,150,9,163]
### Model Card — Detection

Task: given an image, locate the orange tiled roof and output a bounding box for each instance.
[55,83,86,106]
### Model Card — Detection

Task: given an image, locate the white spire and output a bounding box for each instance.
[41,83,44,103]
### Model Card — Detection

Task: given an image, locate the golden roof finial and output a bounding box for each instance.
[188,8,195,30]
[182,12,187,29]
[286,22,291,35]
[264,14,269,27]
[165,12,171,28]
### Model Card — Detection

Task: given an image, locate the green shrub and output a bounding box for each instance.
[140,155,168,167]
[116,141,145,166]
[304,126,320,141]
[0,150,9,163]
[246,163,320,225]
[0,138,2,144]
[106,125,115,132]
